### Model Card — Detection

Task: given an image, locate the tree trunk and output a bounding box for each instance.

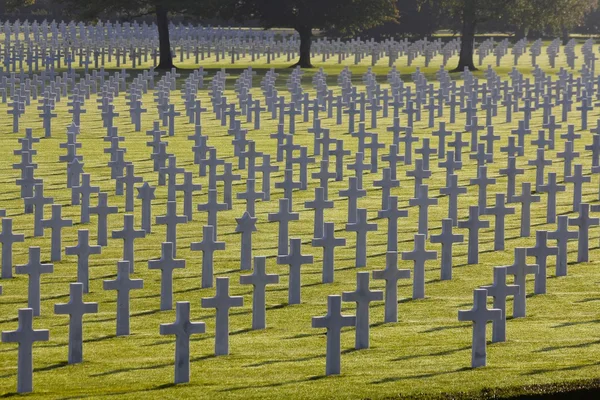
[515,26,527,41]
[561,25,570,45]
[452,10,477,72]
[294,26,313,68]
[156,5,175,70]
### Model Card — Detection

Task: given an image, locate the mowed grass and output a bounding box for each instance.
[0,48,600,399]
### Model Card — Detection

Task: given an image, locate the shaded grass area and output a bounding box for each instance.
[0,50,599,398]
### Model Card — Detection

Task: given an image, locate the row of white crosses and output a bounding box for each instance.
[3,20,600,74]
[4,53,600,390]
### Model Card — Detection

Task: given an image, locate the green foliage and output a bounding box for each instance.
[326,0,443,40]
[429,0,597,32]
[510,0,598,31]
[52,0,222,21]
[6,0,37,11]
[218,0,398,33]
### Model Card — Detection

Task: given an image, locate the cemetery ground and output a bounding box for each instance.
[1,49,600,399]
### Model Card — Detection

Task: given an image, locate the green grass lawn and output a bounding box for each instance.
[0,49,600,399]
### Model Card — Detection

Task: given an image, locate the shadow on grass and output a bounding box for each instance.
[90,354,216,377]
[535,339,600,353]
[220,372,327,392]
[522,360,600,376]
[372,366,471,384]
[391,345,471,362]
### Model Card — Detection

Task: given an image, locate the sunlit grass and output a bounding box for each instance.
[0,49,599,398]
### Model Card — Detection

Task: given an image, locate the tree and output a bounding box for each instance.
[513,0,597,43]
[53,0,220,70]
[434,0,598,72]
[432,0,521,72]
[219,0,398,68]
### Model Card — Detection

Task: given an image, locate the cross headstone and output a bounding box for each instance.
[481,267,519,343]
[235,212,258,271]
[401,234,437,299]
[568,203,599,263]
[312,222,346,284]
[40,204,72,262]
[1,308,49,393]
[54,282,98,364]
[112,214,146,272]
[201,277,243,356]
[526,230,558,295]
[89,192,118,246]
[15,247,53,316]
[502,248,538,319]
[159,302,206,384]
[65,229,101,293]
[311,295,356,376]
[345,208,378,268]
[548,215,578,276]
[103,260,144,336]
[0,218,25,279]
[268,198,299,256]
[512,182,540,238]
[190,225,226,288]
[136,182,156,234]
[430,219,464,280]
[156,201,188,256]
[458,289,502,368]
[240,256,279,330]
[148,242,186,311]
[342,272,382,349]
[24,183,53,237]
[458,206,489,264]
[277,238,313,305]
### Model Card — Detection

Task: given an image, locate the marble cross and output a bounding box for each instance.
[136,182,156,234]
[40,204,72,262]
[1,308,49,393]
[103,260,144,336]
[372,251,411,323]
[89,192,118,246]
[15,247,53,316]
[54,282,98,363]
[481,267,519,343]
[548,215,578,276]
[505,248,538,318]
[148,242,186,310]
[458,206,489,264]
[201,277,243,356]
[312,222,346,283]
[235,211,258,271]
[240,256,279,330]
[268,198,299,256]
[312,295,356,376]
[112,214,146,273]
[458,289,502,368]
[155,201,188,256]
[430,219,464,280]
[526,230,558,295]
[190,225,226,288]
[65,229,102,293]
[160,301,206,384]
[402,234,437,299]
[277,238,313,305]
[342,272,383,349]
[345,208,378,267]
[0,218,25,278]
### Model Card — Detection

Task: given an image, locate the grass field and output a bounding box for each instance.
[0,49,600,399]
